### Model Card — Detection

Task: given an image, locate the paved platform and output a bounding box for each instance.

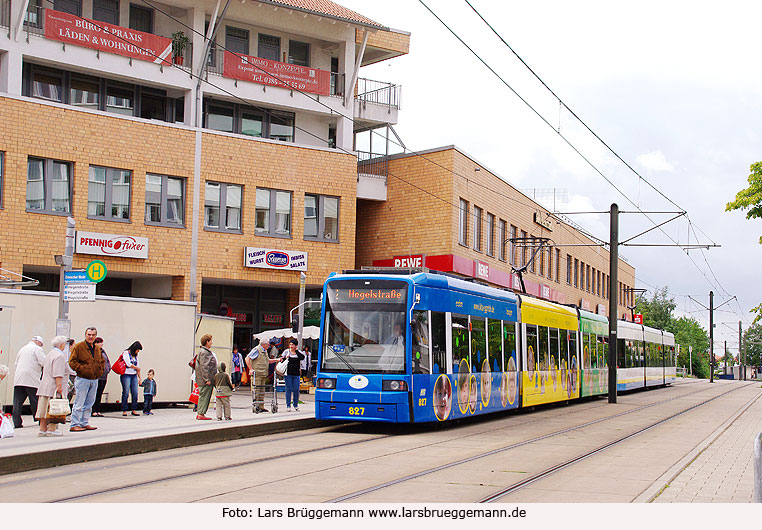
[0,388,323,475]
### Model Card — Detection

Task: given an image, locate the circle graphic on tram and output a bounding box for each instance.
[457,359,470,414]
[469,374,478,414]
[507,356,517,405]
[432,374,452,421]
[480,359,491,406]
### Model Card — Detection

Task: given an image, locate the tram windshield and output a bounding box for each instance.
[321,280,408,374]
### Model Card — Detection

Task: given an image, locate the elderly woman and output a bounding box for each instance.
[37,336,70,437]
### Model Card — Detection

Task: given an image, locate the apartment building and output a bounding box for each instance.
[357,146,638,320]
[0,0,409,349]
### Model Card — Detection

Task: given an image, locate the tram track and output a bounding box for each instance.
[34,380,717,503]
[328,382,756,503]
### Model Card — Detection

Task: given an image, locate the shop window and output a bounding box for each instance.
[288,40,310,66]
[458,198,468,246]
[258,34,280,61]
[205,182,242,232]
[26,157,72,214]
[129,4,153,33]
[473,206,482,251]
[88,166,131,221]
[93,0,119,25]
[304,194,338,242]
[486,213,495,256]
[498,219,506,261]
[255,188,291,237]
[226,26,250,55]
[145,174,185,227]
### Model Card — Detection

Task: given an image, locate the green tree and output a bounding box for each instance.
[726,162,762,324]
[635,286,676,332]
[743,323,762,368]
[673,316,710,377]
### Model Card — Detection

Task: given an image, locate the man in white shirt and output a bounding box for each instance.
[13,336,46,428]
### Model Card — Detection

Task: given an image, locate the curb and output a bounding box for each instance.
[0,418,330,477]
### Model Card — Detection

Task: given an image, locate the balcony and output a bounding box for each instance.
[356,78,401,109]
[23,5,193,71]
[357,151,387,201]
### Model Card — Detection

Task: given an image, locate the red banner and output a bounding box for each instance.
[45,9,171,65]
[223,51,330,95]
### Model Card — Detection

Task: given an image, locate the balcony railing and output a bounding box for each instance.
[356,78,401,109]
[330,72,344,97]
[1,0,10,30]
[357,151,388,180]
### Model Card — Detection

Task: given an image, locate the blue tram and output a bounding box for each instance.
[314,271,676,423]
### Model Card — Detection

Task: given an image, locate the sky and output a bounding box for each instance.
[341,0,762,353]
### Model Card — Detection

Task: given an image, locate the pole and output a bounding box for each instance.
[56,217,75,338]
[740,321,745,381]
[608,203,618,404]
[709,291,714,383]
[689,345,692,376]
[755,433,762,502]
[297,272,306,349]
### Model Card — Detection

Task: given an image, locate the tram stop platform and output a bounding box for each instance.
[0,389,322,476]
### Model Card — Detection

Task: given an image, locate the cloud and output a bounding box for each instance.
[636,151,675,173]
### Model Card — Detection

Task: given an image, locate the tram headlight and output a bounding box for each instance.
[317,378,336,389]
[382,380,408,391]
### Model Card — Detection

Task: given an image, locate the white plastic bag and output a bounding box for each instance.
[275,358,288,377]
[0,414,15,439]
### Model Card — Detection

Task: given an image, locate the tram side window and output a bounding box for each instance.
[471,317,487,373]
[526,324,538,373]
[431,311,447,374]
[560,329,569,371]
[538,326,549,372]
[598,335,607,368]
[412,310,430,374]
[582,333,592,369]
[637,341,644,367]
[617,339,626,368]
[452,314,470,373]
[488,319,502,372]
[504,322,517,373]
[549,328,560,370]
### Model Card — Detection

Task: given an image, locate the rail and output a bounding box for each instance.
[357,151,388,180]
[356,77,400,109]
[755,432,761,502]
[0,0,10,31]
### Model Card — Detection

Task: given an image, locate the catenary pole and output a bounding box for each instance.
[56,216,75,339]
[709,291,714,383]
[740,321,744,381]
[608,203,618,404]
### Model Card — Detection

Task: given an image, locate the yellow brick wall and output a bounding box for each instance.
[355,147,636,316]
[0,97,357,302]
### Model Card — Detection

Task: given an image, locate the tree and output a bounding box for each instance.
[635,286,676,332]
[743,323,762,368]
[673,316,710,378]
[726,162,762,324]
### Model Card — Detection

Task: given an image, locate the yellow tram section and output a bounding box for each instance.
[520,298,580,407]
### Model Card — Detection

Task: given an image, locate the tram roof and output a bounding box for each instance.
[410,273,518,303]
[617,320,644,341]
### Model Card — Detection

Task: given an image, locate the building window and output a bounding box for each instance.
[510,225,517,265]
[93,0,119,25]
[587,264,591,292]
[0,152,4,208]
[204,99,294,142]
[529,237,536,273]
[566,254,572,284]
[88,166,131,221]
[597,270,601,296]
[255,188,291,237]
[54,0,82,16]
[258,34,281,61]
[288,40,310,66]
[498,219,506,261]
[205,182,242,232]
[580,261,585,290]
[129,4,153,33]
[458,199,468,246]
[547,247,553,279]
[520,230,527,266]
[573,258,579,288]
[485,213,495,256]
[555,248,561,282]
[304,194,339,242]
[70,75,100,110]
[26,157,72,214]
[145,174,184,227]
[226,26,250,55]
[30,67,63,102]
[473,206,483,251]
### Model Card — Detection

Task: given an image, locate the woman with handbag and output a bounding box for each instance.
[36,336,70,437]
[281,339,305,412]
[120,341,143,417]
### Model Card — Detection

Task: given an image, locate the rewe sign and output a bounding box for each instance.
[393,255,423,268]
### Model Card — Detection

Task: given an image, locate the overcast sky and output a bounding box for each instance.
[340,0,762,353]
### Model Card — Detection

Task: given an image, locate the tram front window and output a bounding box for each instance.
[321,280,408,374]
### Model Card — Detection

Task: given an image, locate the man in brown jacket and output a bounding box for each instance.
[69,326,105,431]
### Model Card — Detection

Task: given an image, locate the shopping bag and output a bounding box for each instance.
[240,369,249,385]
[0,414,15,439]
[189,382,199,404]
[275,358,288,377]
[188,354,197,370]
[111,355,127,375]
[48,397,71,416]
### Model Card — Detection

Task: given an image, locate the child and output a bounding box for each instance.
[141,369,157,415]
[213,362,233,421]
